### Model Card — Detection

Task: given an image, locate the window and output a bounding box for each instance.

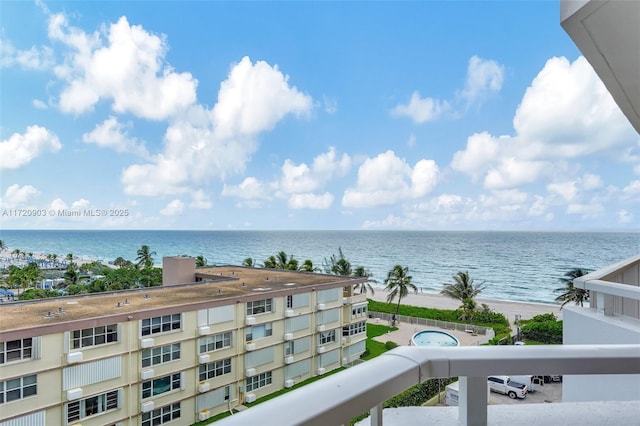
[352,304,367,318]
[318,329,336,345]
[342,321,367,337]
[199,358,231,381]
[71,325,118,349]
[246,323,272,342]
[141,373,181,399]
[141,343,180,368]
[67,389,119,423]
[199,332,232,353]
[286,295,293,309]
[141,402,180,426]
[0,338,32,363]
[284,341,293,356]
[246,299,272,316]
[245,372,272,392]
[141,314,181,336]
[0,375,37,404]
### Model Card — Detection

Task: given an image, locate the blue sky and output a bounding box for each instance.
[1,1,638,230]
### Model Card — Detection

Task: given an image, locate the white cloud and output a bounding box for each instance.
[513,56,635,157]
[288,192,334,209]
[0,184,40,208]
[212,56,312,139]
[50,14,197,119]
[122,57,313,196]
[322,95,337,114]
[279,147,351,195]
[82,116,149,157]
[451,56,637,191]
[581,173,603,190]
[567,202,604,217]
[48,197,68,211]
[70,198,91,209]
[459,55,504,105]
[160,199,185,216]
[547,180,578,202]
[189,190,212,209]
[617,209,634,224]
[391,91,449,124]
[0,125,62,170]
[0,38,54,70]
[622,180,640,197]
[342,150,439,208]
[32,99,48,109]
[221,177,273,200]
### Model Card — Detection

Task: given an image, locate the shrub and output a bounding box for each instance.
[385,341,398,350]
[521,320,563,344]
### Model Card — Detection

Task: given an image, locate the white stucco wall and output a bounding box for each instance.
[563,306,640,402]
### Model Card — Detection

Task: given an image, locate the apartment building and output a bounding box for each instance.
[0,257,369,426]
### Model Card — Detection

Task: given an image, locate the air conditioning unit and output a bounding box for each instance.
[140,338,154,348]
[245,316,256,325]
[198,326,211,336]
[317,324,326,332]
[245,393,257,403]
[246,368,256,377]
[341,337,347,344]
[140,369,155,380]
[317,303,326,311]
[198,382,211,393]
[285,309,294,317]
[141,401,155,413]
[246,342,256,351]
[284,333,293,341]
[317,346,326,354]
[343,297,349,305]
[317,367,326,375]
[67,351,83,364]
[198,410,211,421]
[67,388,83,401]
[199,354,211,364]
[284,379,294,388]
[284,356,294,364]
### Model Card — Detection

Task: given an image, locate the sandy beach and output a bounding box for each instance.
[370,288,563,324]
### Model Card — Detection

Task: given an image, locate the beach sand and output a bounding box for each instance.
[370,289,563,324]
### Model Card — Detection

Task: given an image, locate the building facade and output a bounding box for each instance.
[0,257,369,426]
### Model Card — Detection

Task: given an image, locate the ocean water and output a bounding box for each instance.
[0,230,637,305]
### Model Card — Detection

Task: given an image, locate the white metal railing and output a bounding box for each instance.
[218,344,640,426]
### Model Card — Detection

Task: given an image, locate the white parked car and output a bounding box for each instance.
[487,376,527,399]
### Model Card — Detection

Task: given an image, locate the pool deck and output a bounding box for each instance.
[369,318,489,347]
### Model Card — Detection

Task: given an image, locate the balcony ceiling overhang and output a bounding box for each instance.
[561,0,640,134]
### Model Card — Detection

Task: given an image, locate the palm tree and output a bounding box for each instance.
[262,255,277,268]
[384,265,417,325]
[66,253,74,263]
[195,255,207,267]
[554,268,591,309]
[352,266,377,295]
[440,271,485,304]
[0,240,6,252]
[242,258,255,267]
[301,259,319,272]
[459,298,477,323]
[113,257,128,268]
[323,247,352,275]
[11,249,20,259]
[64,263,80,286]
[135,245,156,269]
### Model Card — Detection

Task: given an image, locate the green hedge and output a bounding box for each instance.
[367,299,510,338]
[521,320,563,344]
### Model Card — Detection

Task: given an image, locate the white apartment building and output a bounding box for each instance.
[0,257,369,426]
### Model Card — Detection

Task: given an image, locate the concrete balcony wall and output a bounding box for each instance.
[563,306,640,402]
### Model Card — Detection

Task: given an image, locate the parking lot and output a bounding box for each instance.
[489,381,562,404]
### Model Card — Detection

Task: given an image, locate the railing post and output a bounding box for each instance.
[370,403,383,426]
[458,376,487,426]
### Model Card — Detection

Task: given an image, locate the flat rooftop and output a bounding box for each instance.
[0,266,360,334]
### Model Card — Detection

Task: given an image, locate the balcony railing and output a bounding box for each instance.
[218,344,640,426]
[575,255,640,319]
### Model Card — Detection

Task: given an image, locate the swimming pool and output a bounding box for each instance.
[411,330,460,347]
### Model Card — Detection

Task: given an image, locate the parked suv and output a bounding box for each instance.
[487,376,527,399]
